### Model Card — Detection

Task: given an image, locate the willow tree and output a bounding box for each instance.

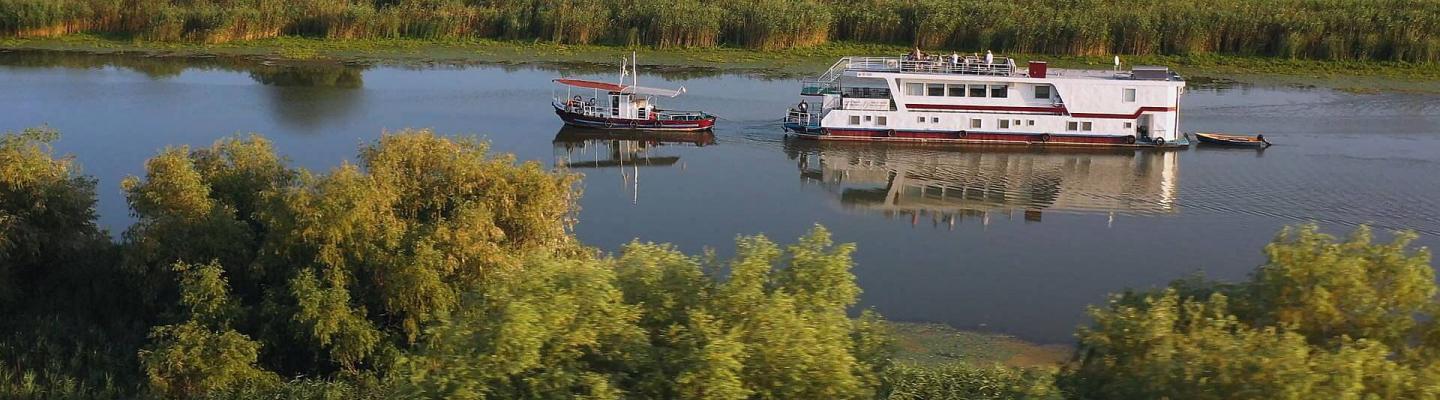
[120,129,582,379]
[393,226,892,399]
[0,128,135,397]
[139,261,278,399]
[1060,224,1440,399]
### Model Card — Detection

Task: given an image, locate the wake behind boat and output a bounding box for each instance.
[552,53,716,132]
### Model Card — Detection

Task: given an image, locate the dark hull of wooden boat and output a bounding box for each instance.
[1195,133,1269,148]
[555,107,715,132]
[783,125,1188,148]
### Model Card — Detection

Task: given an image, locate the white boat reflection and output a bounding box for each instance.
[784,139,1179,226]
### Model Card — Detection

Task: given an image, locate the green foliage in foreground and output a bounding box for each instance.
[882,363,1059,400]
[1,0,1439,62]
[0,127,901,399]
[1059,225,1440,399]
[3,126,1440,400]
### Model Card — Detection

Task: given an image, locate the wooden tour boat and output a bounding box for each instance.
[553,53,716,132]
[1194,132,1270,148]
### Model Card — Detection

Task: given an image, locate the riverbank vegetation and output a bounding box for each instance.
[7,36,1440,87]
[1,0,1439,62]
[3,126,1440,398]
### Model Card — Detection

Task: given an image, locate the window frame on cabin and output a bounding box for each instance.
[948,84,966,97]
[991,85,1008,98]
[927,83,946,96]
[905,82,924,96]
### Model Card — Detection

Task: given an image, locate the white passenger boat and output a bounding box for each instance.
[783,51,1188,148]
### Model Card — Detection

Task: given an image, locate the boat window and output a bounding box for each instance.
[877,116,888,126]
[917,116,926,123]
[1035,85,1051,99]
[1026,120,1035,126]
[905,82,924,96]
[849,115,861,125]
[1067,121,1079,131]
[931,117,939,123]
[999,119,1011,129]
[638,107,647,119]
[611,96,620,116]
[1082,122,1093,131]
[927,83,945,96]
[1123,88,1136,102]
[990,85,1008,98]
[970,118,982,129]
[948,84,965,97]
[969,85,987,97]
[1124,122,1133,129]
[864,115,873,122]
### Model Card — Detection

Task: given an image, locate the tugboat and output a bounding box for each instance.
[784,50,1189,148]
[553,53,716,132]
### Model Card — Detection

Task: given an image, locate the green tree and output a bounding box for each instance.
[390,255,643,400]
[121,135,291,316]
[1249,225,1435,348]
[1060,224,1440,400]
[0,127,110,311]
[139,261,278,399]
[0,128,138,398]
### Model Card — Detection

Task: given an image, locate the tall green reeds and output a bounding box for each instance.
[2,0,1438,62]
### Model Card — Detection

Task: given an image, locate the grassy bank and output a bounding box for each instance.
[3,0,1438,62]
[888,322,1069,369]
[5,34,1440,90]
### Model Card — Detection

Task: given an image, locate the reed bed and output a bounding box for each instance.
[2,0,1437,62]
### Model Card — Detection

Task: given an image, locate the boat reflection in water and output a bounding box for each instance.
[553,126,716,204]
[784,139,1179,227]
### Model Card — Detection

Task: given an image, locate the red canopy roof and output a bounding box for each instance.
[553,78,686,97]
[553,79,626,92]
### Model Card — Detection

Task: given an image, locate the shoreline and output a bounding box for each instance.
[5,34,1440,92]
[888,322,1070,369]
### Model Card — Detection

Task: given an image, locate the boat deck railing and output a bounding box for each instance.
[657,110,711,121]
[844,56,1017,76]
[785,109,820,127]
[802,56,1018,96]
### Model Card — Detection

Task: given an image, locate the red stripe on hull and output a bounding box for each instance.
[815,128,1144,147]
[555,108,715,131]
[1069,106,1177,119]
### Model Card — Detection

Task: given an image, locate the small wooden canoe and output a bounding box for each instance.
[1195,132,1271,148]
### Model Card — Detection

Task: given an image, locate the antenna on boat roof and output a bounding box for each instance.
[619,56,628,87]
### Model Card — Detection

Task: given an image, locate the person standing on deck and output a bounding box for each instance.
[985,50,994,65]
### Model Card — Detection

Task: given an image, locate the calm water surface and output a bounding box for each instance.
[5,52,1438,343]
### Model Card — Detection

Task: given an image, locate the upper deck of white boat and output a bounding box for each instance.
[820,56,1183,85]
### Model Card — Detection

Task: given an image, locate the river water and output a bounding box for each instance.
[4,51,1438,343]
